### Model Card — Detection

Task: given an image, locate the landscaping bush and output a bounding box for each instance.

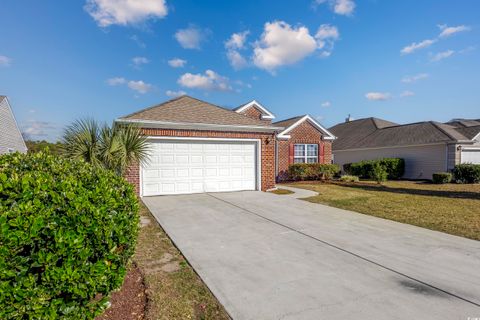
[453,164,480,184]
[432,172,453,184]
[338,175,360,182]
[371,163,388,184]
[288,163,340,181]
[344,158,404,180]
[0,152,139,319]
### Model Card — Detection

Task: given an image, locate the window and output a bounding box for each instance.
[294,144,318,163]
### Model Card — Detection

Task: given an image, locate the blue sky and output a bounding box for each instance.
[0,0,479,141]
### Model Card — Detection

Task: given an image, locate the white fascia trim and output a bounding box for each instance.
[115,118,282,132]
[462,147,480,151]
[277,115,336,140]
[333,142,447,152]
[472,131,480,142]
[235,100,276,120]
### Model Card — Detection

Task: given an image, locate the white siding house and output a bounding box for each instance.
[330,117,480,180]
[0,96,27,154]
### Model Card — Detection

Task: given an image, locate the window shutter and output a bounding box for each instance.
[289,144,294,164]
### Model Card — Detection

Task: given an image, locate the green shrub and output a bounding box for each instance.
[453,164,480,184]
[371,163,388,184]
[339,175,360,182]
[288,163,340,181]
[432,172,452,184]
[0,152,139,319]
[344,158,404,180]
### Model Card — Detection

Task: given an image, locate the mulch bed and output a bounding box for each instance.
[96,266,146,320]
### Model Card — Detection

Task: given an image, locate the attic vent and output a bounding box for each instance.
[345,114,354,123]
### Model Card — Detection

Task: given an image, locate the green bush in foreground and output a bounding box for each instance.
[453,164,480,184]
[339,175,360,182]
[288,163,340,181]
[432,172,453,184]
[0,152,139,319]
[371,163,388,184]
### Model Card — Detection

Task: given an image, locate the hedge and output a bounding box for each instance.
[339,175,359,182]
[0,152,139,319]
[343,158,405,180]
[432,172,452,184]
[453,164,480,184]
[288,163,340,181]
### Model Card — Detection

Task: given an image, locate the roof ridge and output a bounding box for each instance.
[430,121,461,141]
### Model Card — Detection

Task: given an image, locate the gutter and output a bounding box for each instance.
[115,118,284,133]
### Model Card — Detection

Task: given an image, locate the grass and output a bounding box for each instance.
[268,188,294,195]
[133,202,229,320]
[284,180,480,241]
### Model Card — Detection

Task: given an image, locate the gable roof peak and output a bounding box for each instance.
[234,99,275,119]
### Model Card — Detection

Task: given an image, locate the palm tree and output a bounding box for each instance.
[62,119,149,175]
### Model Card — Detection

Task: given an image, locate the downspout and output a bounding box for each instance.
[275,136,279,183]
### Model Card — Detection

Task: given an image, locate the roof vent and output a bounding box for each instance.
[345,114,354,123]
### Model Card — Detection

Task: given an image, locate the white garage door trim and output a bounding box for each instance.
[140,136,262,196]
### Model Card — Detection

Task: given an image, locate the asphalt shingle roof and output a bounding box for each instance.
[119,95,274,127]
[329,117,480,151]
[272,116,304,128]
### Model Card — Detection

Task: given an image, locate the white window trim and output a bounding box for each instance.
[139,136,262,197]
[234,100,276,120]
[294,143,318,163]
[277,115,336,140]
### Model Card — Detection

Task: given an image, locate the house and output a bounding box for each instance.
[329,117,480,180]
[0,96,27,154]
[116,95,335,196]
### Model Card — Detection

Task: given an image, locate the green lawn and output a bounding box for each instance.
[133,202,229,320]
[284,180,480,241]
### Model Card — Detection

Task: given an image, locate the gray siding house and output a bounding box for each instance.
[329,117,480,180]
[0,96,27,154]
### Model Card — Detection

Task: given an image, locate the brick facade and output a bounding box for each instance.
[276,120,332,181]
[125,128,276,195]
[237,106,272,125]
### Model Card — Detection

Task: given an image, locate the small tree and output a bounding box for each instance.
[371,163,388,184]
[61,119,149,175]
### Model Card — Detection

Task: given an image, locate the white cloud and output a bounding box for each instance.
[127,80,152,94]
[85,0,168,27]
[106,77,126,85]
[22,120,58,138]
[168,58,187,68]
[315,24,340,57]
[129,34,146,48]
[401,73,429,83]
[0,55,11,67]
[401,39,436,55]
[321,101,331,107]
[438,24,470,38]
[225,31,250,70]
[132,56,149,67]
[314,0,355,16]
[400,90,415,97]
[365,92,391,101]
[165,90,187,98]
[226,31,249,50]
[253,21,332,72]
[178,70,231,91]
[227,50,249,70]
[175,26,208,49]
[431,50,454,62]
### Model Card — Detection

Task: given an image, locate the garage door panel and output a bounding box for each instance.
[142,140,257,196]
[461,150,480,164]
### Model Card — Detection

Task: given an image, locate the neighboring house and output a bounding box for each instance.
[0,95,27,154]
[329,117,480,180]
[117,95,334,196]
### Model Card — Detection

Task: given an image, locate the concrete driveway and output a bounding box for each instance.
[143,190,480,320]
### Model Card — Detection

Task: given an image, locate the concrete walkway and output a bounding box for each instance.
[143,191,480,320]
[274,185,318,198]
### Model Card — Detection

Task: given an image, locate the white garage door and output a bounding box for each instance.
[141,139,258,196]
[461,149,480,164]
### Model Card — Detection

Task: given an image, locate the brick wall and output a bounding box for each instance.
[125,128,276,195]
[277,120,333,181]
[237,106,272,125]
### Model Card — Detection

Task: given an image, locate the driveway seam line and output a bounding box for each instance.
[207,193,480,308]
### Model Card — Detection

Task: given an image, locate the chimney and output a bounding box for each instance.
[345,114,353,123]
